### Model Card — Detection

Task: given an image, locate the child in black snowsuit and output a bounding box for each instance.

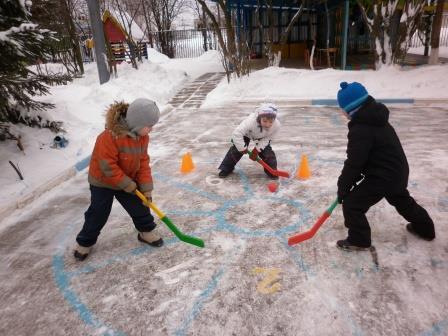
[218,103,280,179]
[335,81,435,250]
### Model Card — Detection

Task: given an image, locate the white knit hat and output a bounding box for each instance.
[256,102,278,118]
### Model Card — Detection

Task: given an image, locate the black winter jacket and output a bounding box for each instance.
[337,96,409,200]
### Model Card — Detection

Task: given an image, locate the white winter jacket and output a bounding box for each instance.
[231,112,280,152]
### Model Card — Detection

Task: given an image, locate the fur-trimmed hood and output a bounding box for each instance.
[105,101,131,136]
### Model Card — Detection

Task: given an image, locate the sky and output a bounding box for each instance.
[0,48,447,335]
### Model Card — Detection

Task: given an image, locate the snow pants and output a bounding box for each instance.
[76,185,156,247]
[218,136,277,178]
[342,178,435,247]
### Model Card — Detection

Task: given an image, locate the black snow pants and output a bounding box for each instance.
[218,136,277,178]
[342,178,435,247]
[76,185,156,247]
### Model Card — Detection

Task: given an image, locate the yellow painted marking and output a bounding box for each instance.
[252,267,282,294]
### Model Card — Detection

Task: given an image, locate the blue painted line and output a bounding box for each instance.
[67,236,179,277]
[420,320,448,336]
[311,98,414,106]
[174,268,226,336]
[378,98,414,104]
[235,169,253,196]
[153,173,225,202]
[312,99,339,106]
[74,155,91,172]
[52,255,125,336]
[437,196,448,212]
[281,239,312,275]
[165,209,218,217]
[430,259,448,269]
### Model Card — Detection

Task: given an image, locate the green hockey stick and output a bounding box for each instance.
[135,190,205,248]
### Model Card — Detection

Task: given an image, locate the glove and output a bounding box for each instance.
[143,190,152,203]
[337,191,345,204]
[249,148,259,161]
[124,181,137,193]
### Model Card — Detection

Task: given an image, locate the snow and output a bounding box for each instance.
[0,49,223,212]
[107,8,145,41]
[0,48,448,335]
[2,50,448,212]
[204,63,448,106]
[408,45,448,58]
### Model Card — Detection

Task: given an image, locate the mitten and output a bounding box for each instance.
[124,181,137,193]
[143,190,152,203]
[249,148,259,161]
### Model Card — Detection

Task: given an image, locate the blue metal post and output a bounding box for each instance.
[341,0,349,70]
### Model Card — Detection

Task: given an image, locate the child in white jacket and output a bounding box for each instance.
[218,103,280,178]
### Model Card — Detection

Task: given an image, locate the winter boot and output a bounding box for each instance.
[74,244,91,261]
[138,230,164,247]
[406,223,435,241]
[218,169,232,178]
[336,239,371,251]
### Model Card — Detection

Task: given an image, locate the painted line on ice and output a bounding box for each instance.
[311,98,415,106]
[174,268,225,336]
[420,319,448,336]
[52,255,125,336]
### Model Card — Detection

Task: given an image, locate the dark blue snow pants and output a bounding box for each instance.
[76,185,156,247]
[218,136,277,178]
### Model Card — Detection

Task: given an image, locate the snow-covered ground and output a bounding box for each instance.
[0,50,447,335]
[408,45,448,58]
[2,51,448,215]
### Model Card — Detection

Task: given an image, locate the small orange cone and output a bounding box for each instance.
[180,152,195,173]
[296,154,311,180]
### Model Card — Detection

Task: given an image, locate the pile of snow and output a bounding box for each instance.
[204,64,448,106]
[0,52,224,211]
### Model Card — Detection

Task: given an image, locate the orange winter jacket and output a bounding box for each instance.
[88,102,153,192]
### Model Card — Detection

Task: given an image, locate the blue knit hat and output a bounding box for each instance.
[337,82,369,113]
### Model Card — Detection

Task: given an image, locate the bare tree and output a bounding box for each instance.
[275,0,307,67]
[189,0,213,52]
[253,0,276,66]
[108,0,142,68]
[31,0,84,75]
[197,0,250,80]
[357,0,426,69]
[145,0,187,57]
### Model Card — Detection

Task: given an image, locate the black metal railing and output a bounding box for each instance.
[410,14,448,48]
[148,28,225,58]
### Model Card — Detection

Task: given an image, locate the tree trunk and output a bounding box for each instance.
[429,0,445,64]
[60,0,84,75]
[277,1,306,67]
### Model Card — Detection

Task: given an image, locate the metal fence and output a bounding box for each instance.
[121,14,448,58]
[148,29,224,58]
[410,14,448,47]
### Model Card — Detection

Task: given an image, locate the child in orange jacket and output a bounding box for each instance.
[74,98,163,261]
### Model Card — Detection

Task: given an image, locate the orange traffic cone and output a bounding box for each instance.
[180,152,195,173]
[296,154,311,180]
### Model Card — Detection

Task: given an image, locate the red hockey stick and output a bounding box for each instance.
[288,198,339,246]
[247,149,290,178]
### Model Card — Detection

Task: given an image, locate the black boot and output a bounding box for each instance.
[138,230,164,247]
[406,223,435,241]
[336,239,371,251]
[74,244,91,261]
[218,170,232,178]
